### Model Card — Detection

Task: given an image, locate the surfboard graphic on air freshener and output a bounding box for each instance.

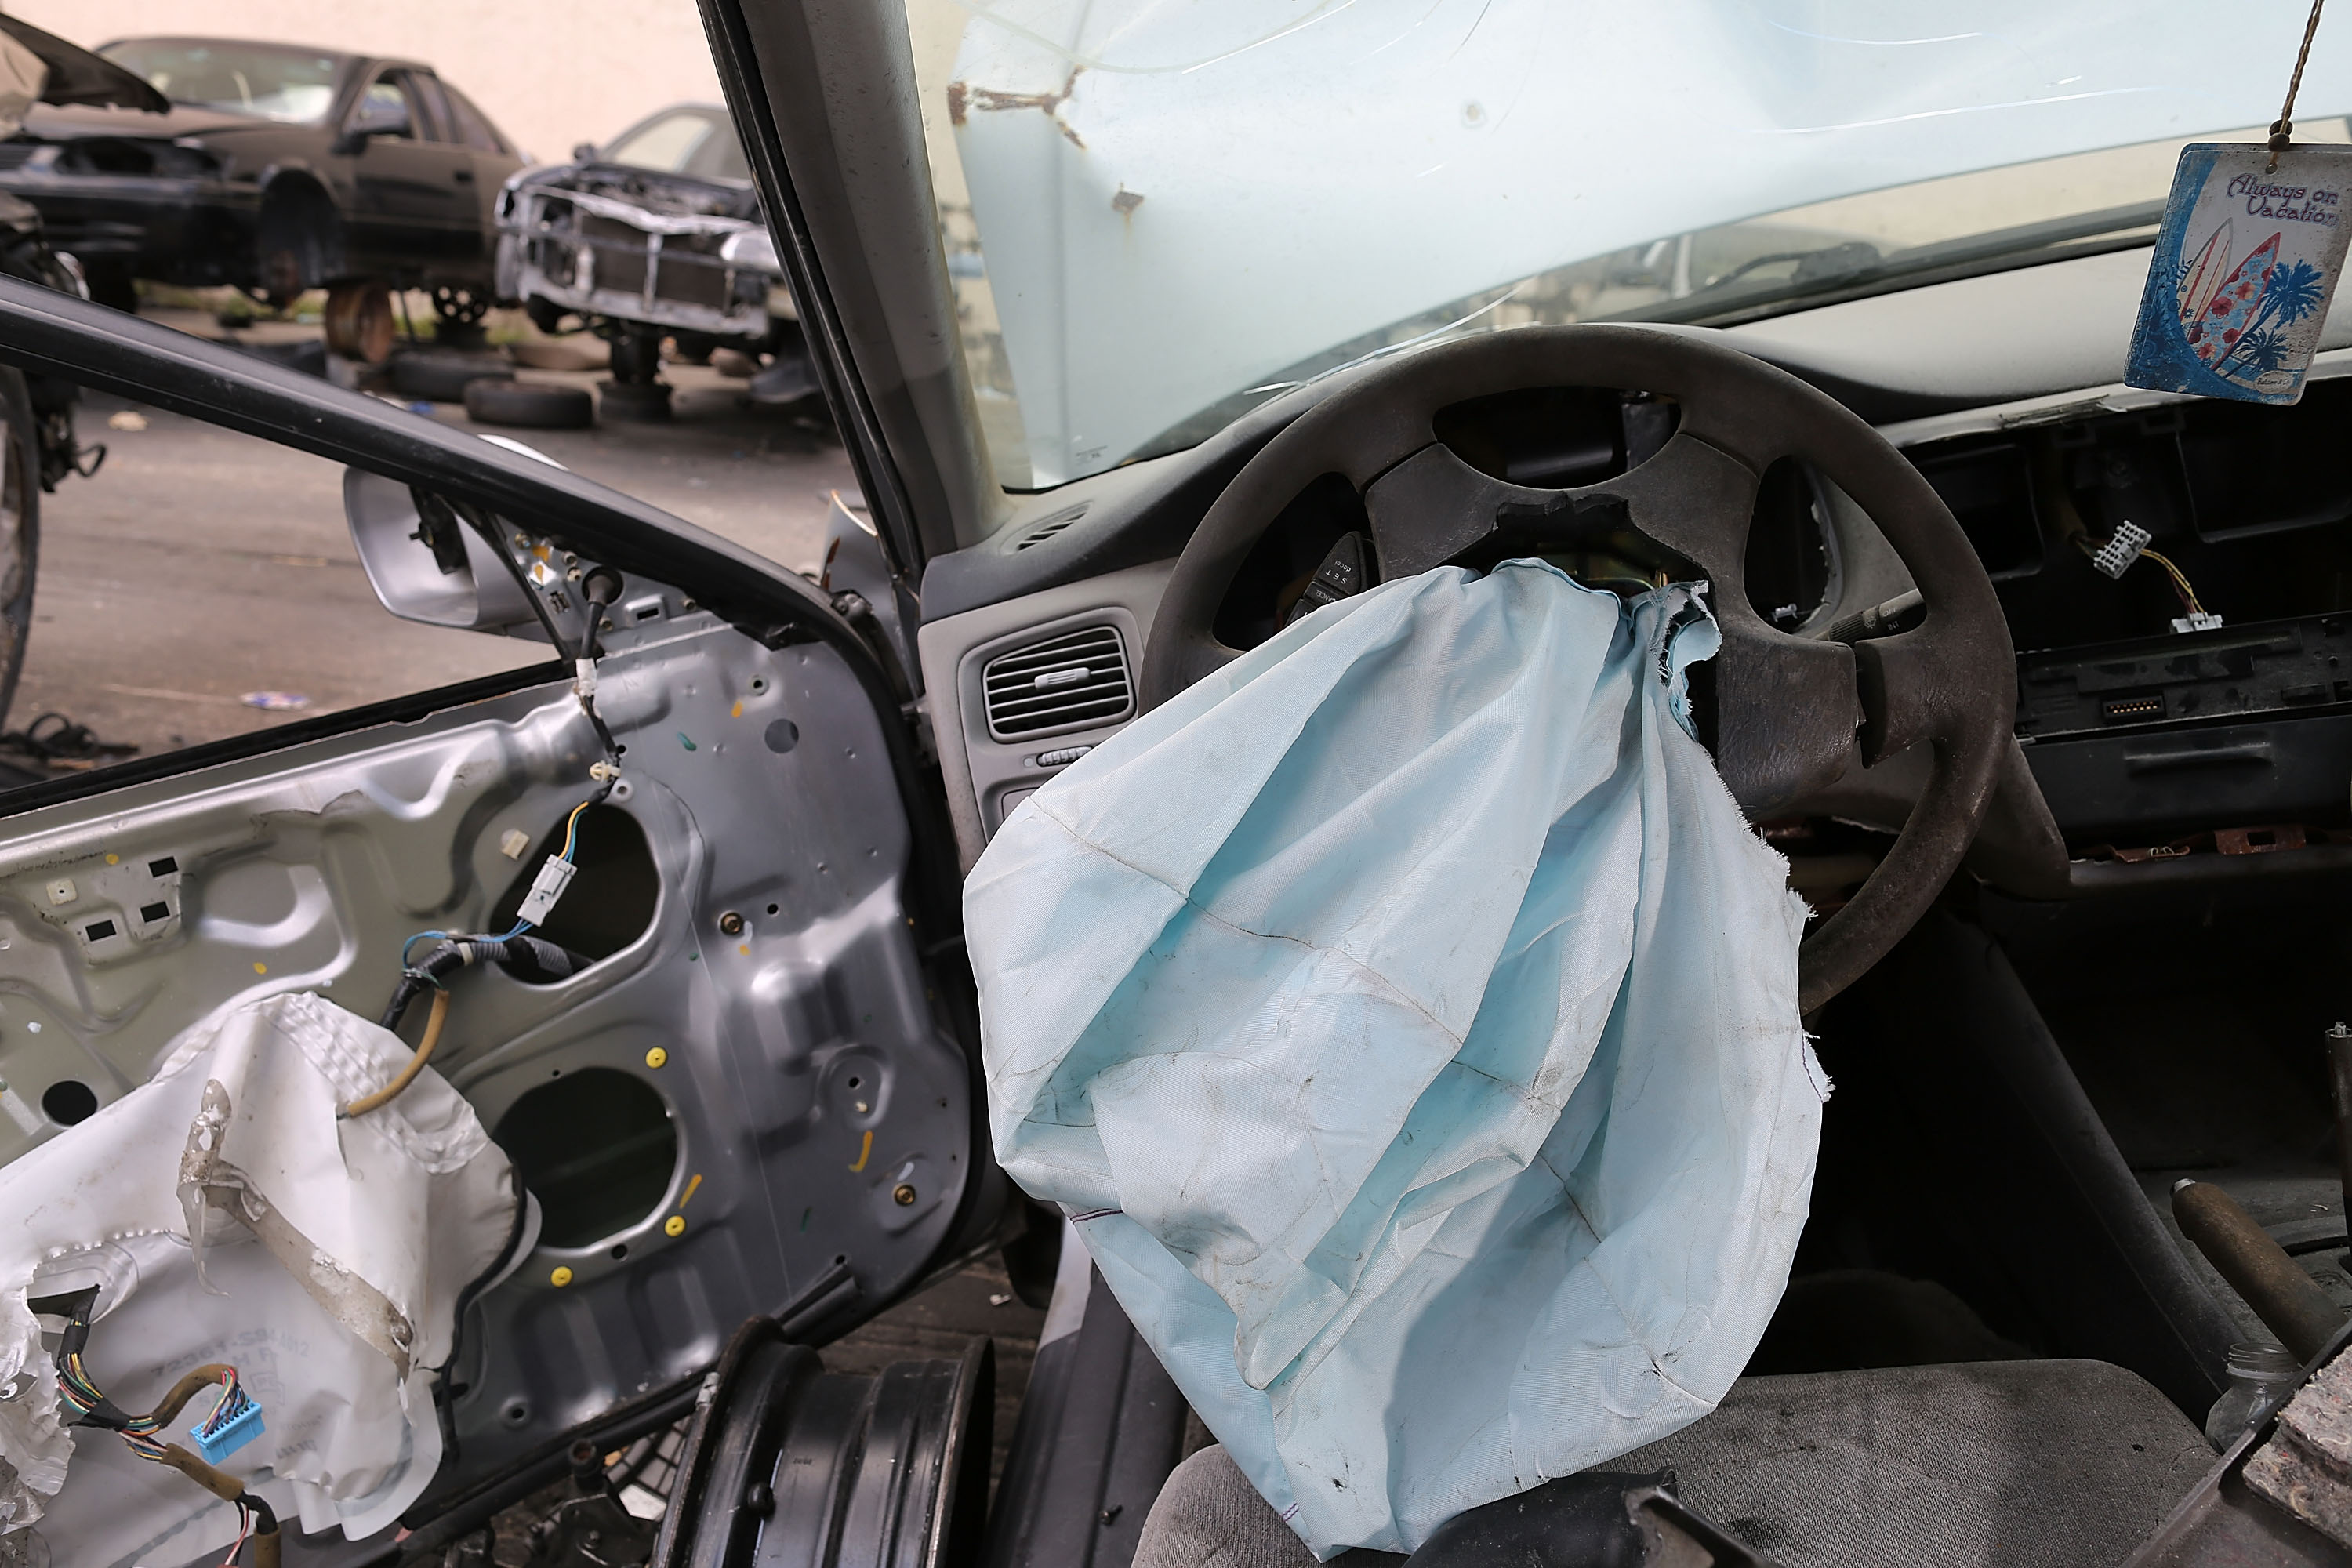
[2128,143,2352,405]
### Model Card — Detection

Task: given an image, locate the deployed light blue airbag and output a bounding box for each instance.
[966,561,1826,1558]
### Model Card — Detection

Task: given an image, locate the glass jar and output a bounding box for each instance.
[2206,1341,2302,1450]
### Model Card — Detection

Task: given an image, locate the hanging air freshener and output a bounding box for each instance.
[2128,0,2350,405]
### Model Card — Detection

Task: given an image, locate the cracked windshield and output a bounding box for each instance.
[905,1,2352,490]
[0,3,856,783]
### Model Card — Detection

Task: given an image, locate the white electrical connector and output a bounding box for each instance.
[2091,521,2151,580]
[574,659,597,701]
[2172,612,2224,633]
[515,855,579,926]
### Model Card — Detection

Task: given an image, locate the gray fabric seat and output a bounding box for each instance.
[1131,1359,2214,1567]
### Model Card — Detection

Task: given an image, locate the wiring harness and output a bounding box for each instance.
[44,1287,281,1568]
[335,503,631,1119]
[2079,521,2217,630]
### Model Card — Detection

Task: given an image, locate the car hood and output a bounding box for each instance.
[19,100,278,141]
[507,159,760,223]
[0,17,167,114]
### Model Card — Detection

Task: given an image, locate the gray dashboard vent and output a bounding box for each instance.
[1013,503,1090,551]
[982,624,1133,739]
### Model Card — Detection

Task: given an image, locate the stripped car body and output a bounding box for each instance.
[495,107,799,368]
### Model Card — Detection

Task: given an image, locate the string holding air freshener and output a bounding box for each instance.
[2127,0,2351,406]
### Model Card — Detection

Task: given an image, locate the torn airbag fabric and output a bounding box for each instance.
[967,562,1827,1557]
[0,991,517,1567]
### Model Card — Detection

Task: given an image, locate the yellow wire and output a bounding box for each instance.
[340,989,452,1118]
[2078,532,2206,618]
[2139,547,2205,616]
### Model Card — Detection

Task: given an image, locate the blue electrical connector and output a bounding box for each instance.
[190,1385,265,1466]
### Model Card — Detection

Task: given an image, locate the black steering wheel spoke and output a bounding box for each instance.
[1362,428,1762,589]
[1710,623,1866,816]
[1851,621,1974,766]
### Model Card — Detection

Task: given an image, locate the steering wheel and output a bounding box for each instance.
[1139,325,2013,1012]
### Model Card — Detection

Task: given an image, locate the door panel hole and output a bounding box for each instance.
[492,1068,677,1248]
[42,1080,96,1125]
[487,805,658,975]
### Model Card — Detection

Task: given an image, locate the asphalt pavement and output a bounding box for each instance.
[10,325,859,764]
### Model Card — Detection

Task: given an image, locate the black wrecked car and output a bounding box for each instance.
[4,4,2352,1568]
[0,36,522,331]
[495,103,816,418]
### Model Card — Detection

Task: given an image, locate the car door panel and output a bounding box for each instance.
[346,73,474,265]
[0,276,983,1510]
[352,140,472,262]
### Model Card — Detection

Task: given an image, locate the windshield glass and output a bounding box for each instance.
[901,2,2352,492]
[604,107,753,183]
[100,39,339,123]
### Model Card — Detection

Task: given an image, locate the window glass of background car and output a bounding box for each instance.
[356,77,414,139]
[98,40,338,123]
[0,379,547,788]
[405,74,458,143]
[443,85,510,154]
[606,111,714,174]
[684,122,752,183]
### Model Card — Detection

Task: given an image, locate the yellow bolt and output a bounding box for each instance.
[550,1266,574,1287]
[645,1047,669,1069]
[664,1215,686,1237]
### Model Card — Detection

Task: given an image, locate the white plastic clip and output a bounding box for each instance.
[2091,521,2151,580]
[516,855,578,926]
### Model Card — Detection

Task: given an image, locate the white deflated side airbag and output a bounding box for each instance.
[967,562,1828,1557]
[0,990,518,1568]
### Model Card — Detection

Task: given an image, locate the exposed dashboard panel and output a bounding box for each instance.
[1890,377,2352,853]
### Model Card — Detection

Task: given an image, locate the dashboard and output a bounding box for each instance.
[915,248,2352,895]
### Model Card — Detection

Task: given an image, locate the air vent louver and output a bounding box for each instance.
[982,625,1133,739]
[1013,503,1089,550]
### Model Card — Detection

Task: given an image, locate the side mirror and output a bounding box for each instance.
[331,128,370,156]
[343,470,543,634]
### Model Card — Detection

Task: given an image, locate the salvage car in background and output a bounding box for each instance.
[5,4,2352,1568]
[0,16,139,734]
[495,103,817,418]
[0,35,522,347]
